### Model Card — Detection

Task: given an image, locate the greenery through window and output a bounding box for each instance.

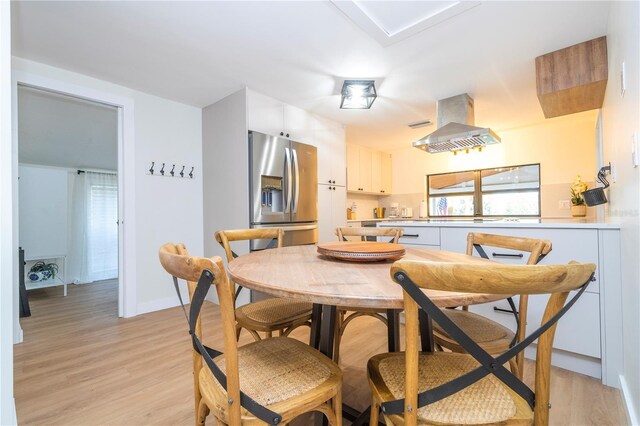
[427,164,540,217]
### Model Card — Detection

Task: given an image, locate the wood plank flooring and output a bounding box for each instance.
[15,280,627,425]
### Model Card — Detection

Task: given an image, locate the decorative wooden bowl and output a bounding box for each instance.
[317,241,406,262]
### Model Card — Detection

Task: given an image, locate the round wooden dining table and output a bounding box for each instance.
[228,244,507,356]
[228,244,509,425]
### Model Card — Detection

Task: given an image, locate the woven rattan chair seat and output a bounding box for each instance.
[200,337,339,409]
[369,352,523,424]
[433,308,515,344]
[236,298,313,327]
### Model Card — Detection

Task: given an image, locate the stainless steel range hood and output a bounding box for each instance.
[413,93,501,153]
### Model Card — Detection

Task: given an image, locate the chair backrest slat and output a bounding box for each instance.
[215,228,284,262]
[336,227,403,243]
[466,233,552,264]
[391,261,594,295]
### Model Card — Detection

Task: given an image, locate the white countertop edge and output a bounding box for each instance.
[372,220,620,229]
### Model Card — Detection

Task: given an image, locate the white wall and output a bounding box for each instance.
[202,88,249,304]
[18,165,69,259]
[602,1,640,423]
[0,2,16,424]
[12,58,204,315]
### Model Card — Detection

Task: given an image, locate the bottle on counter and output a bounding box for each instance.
[350,202,357,220]
[419,200,428,218]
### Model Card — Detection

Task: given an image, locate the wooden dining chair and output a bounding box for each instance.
[432,233,552,379]
[215,228,314,342]
[159,243,343,426]
[368,259,595,426]
[332,226,404,363]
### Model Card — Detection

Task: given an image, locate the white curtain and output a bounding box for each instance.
[69,171,118,283]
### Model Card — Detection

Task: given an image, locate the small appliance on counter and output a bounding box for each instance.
[373,207,385,219]
[389,203,399,218]
[419,200,428,218]
[401,206,413,218]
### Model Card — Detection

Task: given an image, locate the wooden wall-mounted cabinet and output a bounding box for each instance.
[535,36,608,118]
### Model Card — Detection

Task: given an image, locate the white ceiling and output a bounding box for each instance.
[18,86,118,170]
[12,1,611,151]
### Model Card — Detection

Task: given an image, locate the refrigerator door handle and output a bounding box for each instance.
[284,147,292,213]
[292,148,300,213]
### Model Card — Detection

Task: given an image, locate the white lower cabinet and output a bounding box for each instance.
[398,227,440,246]
[318,185,346,244]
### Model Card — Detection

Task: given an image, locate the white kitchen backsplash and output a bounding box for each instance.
[345,194,381,220]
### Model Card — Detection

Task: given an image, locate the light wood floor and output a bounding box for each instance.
[15,280,627,425]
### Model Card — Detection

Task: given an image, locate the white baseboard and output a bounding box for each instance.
[137,295,181,315]
[620,374,639,426]
[10,398,17,425]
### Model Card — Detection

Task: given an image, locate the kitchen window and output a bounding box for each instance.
[427,164,540,217]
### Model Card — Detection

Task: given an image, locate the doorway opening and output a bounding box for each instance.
[17,85,121,322]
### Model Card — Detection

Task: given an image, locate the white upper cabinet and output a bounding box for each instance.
[316,125,346,187]
[284,105,313,144]
[247,90,314,144]
[346,143,391,195]
[247,90,284,138]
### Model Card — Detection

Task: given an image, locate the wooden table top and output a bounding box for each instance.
[227,245,508,309]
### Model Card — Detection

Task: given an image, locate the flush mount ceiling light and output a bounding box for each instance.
[340,80,377,109]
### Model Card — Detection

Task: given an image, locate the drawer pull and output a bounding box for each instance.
[492,252,523,259]
[403,234,420,238]
[493,306,518,315]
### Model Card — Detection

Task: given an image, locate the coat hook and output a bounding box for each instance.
[180,165,185,178]
[189,167,194,179]
[149,161,155,175]
[170,164,175,177]
[160,163,165,176]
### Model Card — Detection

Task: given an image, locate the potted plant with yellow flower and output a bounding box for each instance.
[570,175,588,217]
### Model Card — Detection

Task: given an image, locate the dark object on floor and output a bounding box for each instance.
[19,247,31,317]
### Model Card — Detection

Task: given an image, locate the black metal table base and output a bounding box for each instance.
[309,304,415,425]
[308,303,434,425]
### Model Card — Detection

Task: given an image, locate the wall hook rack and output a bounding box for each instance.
[146,162,194,179]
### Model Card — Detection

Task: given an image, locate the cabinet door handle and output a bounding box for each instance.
[280,132,284,136]
[286,133,290,138]
[493,306,518,315]
[492,252,524,258]
[403,234,419,238]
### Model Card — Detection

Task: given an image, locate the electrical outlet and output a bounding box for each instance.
[621,61,626,97]
[558,200,571,210]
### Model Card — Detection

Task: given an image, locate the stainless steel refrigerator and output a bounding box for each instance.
[249,131,318,250]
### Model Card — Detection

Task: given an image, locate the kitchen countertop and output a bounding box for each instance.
[347,217,620,229]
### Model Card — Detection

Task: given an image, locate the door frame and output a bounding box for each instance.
[11,71,137,335]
